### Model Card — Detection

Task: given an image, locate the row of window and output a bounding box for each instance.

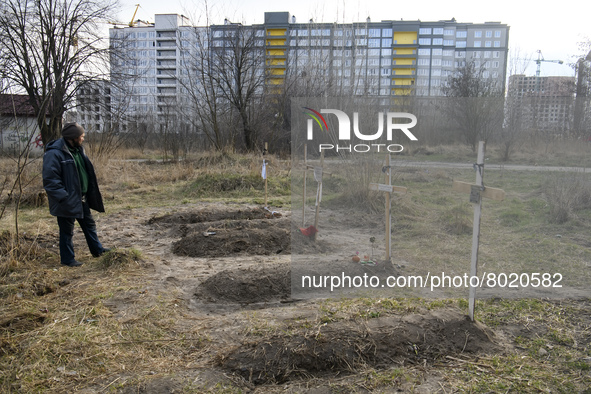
[419,28,502,38]
[418,38,502,47]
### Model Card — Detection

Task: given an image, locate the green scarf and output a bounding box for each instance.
[69,147,89,195]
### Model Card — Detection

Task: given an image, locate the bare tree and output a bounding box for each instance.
[442,61,504,151]
[210,24,267,152]
[0,0,118,145]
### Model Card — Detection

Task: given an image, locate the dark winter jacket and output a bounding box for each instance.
[42,138,105,218]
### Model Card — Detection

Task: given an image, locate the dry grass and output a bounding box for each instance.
[1,143,590,392]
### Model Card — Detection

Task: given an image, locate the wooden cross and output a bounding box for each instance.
[369,154,407,262]
[302,144,327,242]
[452,141,505,322]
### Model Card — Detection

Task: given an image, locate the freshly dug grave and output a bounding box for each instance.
[194,265,291,304]
[147,206,290,258]
[173,217,290,258]
[220,308,501,385]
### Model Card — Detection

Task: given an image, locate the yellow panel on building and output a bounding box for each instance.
[266,39,286,46]
[393,69,414,76]
[393,32,417,45]
[267,29,287,36]
[395,48,415,55]
[270,68,285,76]
[267,49,284,56]
[267,58,285,66]
[394,58,414,66]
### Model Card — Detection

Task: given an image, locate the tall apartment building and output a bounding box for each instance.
[108,14,197,127]
[507,75,576,134]
[104,12,509,124]
[257,12,509,98]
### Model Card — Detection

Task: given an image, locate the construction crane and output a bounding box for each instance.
[129,4,140,27]
[534,50,564,92]
[108,4,141,28]
[535,50,564,77]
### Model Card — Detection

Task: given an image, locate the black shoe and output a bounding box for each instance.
[92,248,111,258]
[62,260,83,267]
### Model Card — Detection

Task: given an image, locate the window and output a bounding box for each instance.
[298,29,308,36]
[433,48,442,56]
[418,69,429,75]
[418,48,430,55]
[494,41,500,47]
[444,29,454,36]
[474,41,481,48]
[382,28,392,37]
[493,61,499,68]
[433,28,444,35]
[419,38,431,45]
[418,58,429,65]
[493,51,500,58]
[486,31,492,38]
[369,29,380,37]
[495,30,501,38]
[485,41,492,47]
[433,38,443,45]
[419,28,432,35]
[455,51,466,58]
[456,41,466,48]
[474,31,482,38]
[369,49,380,56]
[432,58,442,66]
[381,58,391,66]
[355,29,366,35]
[381,68,391,76]
[382,38,392,47]
[456,31,467,38]
[311,29,321,36]
[444,39,454,46]
[381,48,392,56]
[334,39,343,46]
[369,39,380,47]
[484,51,491,58]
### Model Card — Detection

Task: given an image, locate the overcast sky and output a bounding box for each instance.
[117,0,590,77]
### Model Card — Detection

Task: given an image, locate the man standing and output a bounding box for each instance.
[42,123,109,267]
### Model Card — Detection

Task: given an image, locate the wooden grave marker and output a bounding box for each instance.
[368,154,407,261]
[301,144,327,242]
[452,141,505,322]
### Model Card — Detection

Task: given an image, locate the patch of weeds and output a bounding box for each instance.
[440,203,472,235]
[363,368,407,390]
[543,173,591,224]
[97,248,143,270]
[185,173,290,199]
[499,199,530,227]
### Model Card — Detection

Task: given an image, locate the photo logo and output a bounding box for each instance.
[304,108,418,153]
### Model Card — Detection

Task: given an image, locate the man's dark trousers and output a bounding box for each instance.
[57,200,104,265]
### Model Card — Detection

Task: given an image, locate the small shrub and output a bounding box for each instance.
[544,173,591,224]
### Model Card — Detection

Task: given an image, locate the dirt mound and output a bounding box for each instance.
[195,265,290,304]
[147,206,290,258]
[148,206,277,226]
[220,308,501,385]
